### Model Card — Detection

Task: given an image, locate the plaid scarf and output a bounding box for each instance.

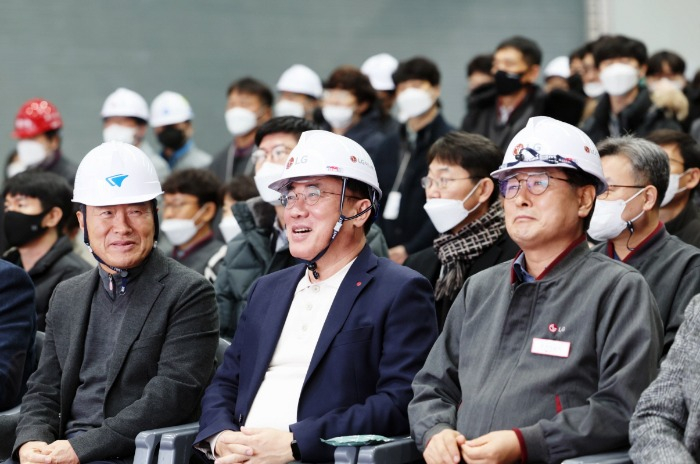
[433,202,506,301]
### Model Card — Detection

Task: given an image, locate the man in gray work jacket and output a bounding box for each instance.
[409,116,662,464]
[10,142,218,464]
[589,136,700,356]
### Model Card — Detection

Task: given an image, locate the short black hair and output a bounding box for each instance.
[593,35,647,67]
[3,170,73,231]
[646,129,700,171]
[647,50,686,77]
[162,168,223,211]
[467,54,493,77]
[324,66,377,114]
[227,77,273,108]
[393,57,441,87]
[496,36,542,67]
[221,175,258,202]
[254,116,318,146]
[427,131,502,205]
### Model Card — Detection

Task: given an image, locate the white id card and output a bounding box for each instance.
[383,191,402,220]
[531,337,571,358]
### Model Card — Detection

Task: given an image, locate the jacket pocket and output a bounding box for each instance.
[330,326,373,347]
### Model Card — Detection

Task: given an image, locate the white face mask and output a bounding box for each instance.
[322,105,354,130]
[274,99,306,118]
[219,215,242,243]
[254,162,285,204]
[160,206,205,246]
[599,63,639,96]
[588,188,646,241]
[103,124,137,145]
[16,140,48,167]
[583,81,605,98]
[225,107,258,136]
[423,182,481,233]
[661,171,689,207]
[396,87,434,123]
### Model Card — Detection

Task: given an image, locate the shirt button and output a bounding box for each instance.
[306,304,313,311]
[312,285,320,293]
[301,324,308,332]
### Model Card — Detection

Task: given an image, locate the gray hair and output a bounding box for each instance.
[597,136,669,207]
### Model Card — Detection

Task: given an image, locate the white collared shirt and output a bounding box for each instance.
[244,258,357,430]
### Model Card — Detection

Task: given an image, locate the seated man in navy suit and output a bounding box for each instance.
[195,130,438,463]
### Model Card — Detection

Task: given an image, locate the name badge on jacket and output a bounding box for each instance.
[531,337,571,358]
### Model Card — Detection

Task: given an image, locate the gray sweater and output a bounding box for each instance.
[630,294,700,463]
[409,241,663,463]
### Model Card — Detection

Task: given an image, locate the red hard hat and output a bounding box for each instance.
[12,98,63,139]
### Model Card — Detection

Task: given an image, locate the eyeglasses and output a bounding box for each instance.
[279,186,361,209]
[420,176,478,190]
[597,184,646,200]
[251,144,292,164]
[499,172,572,199]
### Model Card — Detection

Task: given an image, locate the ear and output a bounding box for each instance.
[475,179,495,204]
[577,185,596,219]
[643,185,658,210]
[685,167,700,190]
[349,198,372,230]
[357,101,370,115]
[42,206,63,228]
[199,201,217,224]
[524,64,541,83]
[76,209,84,231]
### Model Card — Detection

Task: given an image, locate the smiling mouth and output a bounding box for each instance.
[292,227,312,234]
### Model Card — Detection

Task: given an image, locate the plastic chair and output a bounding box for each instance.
[133,337,231,464]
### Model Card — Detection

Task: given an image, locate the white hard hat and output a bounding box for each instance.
[149,91,193,127]
[101,88,150,120]
[544,56,571,79]
[276,65,323,99]
[491,116,608,195]
[361,53,399,91]
[268,130,382,199]
[73,141,163,206]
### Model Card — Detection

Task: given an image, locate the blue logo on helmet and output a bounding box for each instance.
[106,174,128,187]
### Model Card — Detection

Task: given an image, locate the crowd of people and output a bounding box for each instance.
[2,31,700,463]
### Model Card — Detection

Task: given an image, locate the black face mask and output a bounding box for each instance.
[494,70,525,96]
[567,73,585,96]
[157,126,186,151]
[3,210,48,248]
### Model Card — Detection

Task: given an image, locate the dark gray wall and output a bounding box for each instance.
[0,0,585,174]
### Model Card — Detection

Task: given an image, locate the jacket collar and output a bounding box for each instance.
[510,235,588,284]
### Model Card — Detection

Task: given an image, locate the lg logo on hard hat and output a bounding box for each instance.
[106,174,129,187]
[286,155,308,170]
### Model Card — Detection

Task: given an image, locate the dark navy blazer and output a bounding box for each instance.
[196,245,438,462]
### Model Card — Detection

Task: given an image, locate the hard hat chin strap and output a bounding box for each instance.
[301,178,376,280]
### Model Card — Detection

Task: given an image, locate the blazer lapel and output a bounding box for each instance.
[303,246,377,385]
[105,253,166,390]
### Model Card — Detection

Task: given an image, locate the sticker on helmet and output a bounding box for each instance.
[106,174,129,187]
[350,155,358,163]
